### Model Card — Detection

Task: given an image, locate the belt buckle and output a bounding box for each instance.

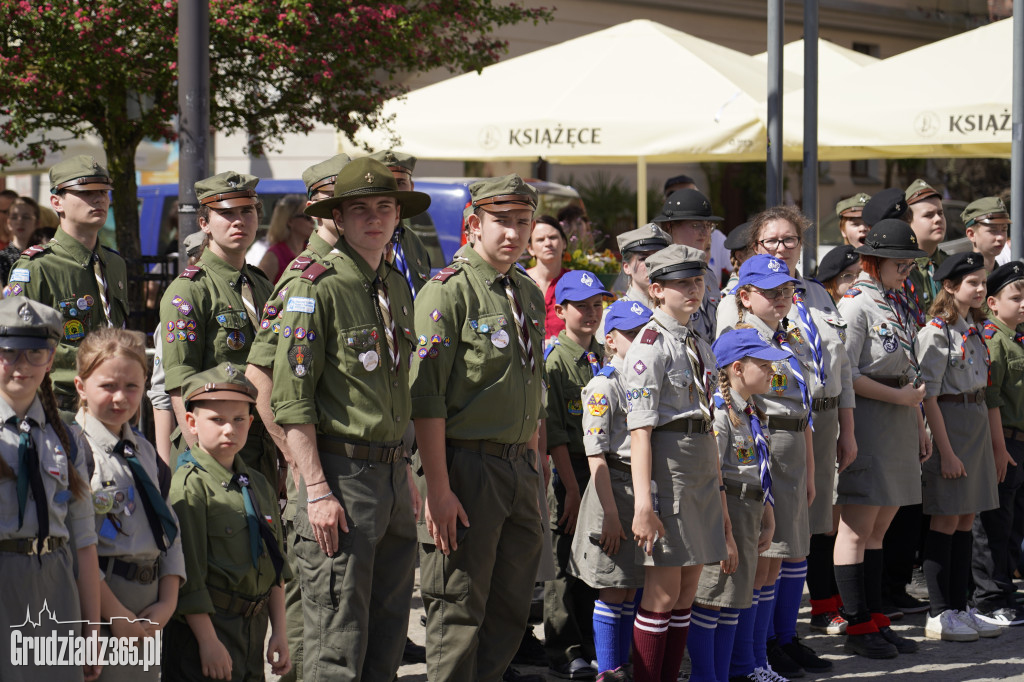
[897,375,910,387]
[136,565,155,584]
[974,389,985,404]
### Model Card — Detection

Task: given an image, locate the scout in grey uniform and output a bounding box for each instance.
[624,245,730,682]
[833,219,928,659]
[596,224,668,340]
[652,190,722,344]
[917,252,1002,641]
[0,297,99,682]
[568,299,652,679]
[689,328,784,682]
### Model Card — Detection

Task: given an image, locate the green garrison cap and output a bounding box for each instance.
[645,244,707,281]
[835,193,871,218]
[0,297,61,349]
[617,223,670,255]
[304,157,431,220]
[302,154,352,197]
[469,174,539,212]
[368,150,417,174]
[962,196,1010,227]
[195,171,260,210]
[183,362,258,405]
[904,178,941,205]
[49,155,113,194]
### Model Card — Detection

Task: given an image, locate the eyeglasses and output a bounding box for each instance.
[895,262,918,275]
[0,347,54,367]
[753,285,796,301]
[673,221,714,234]
[837,272,858,283]
[758,236,800,250]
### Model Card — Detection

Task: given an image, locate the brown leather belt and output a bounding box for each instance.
[871,375,913,388]
[0,536,66,556]
[99,556,159,585]
[654,418,712,434]
[208,585,270,618]
[447,438,529,460]
[937,390,986,406]
[606,457,631,474]
[316,435,404,463]
[812,396,840,411]
[769,416,810,432]
[1003,427,1024,442]
[723,479,765,502]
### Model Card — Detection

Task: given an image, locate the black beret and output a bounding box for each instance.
[933,251,985,282]
[862,187,908,228]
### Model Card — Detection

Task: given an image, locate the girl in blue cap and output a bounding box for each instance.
[688,327,783,682]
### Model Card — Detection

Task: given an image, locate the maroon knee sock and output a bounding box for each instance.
[660,608,691,682]
[632,607,670,682]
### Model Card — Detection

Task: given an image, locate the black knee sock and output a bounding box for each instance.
[949,530,974,612]
[863,548,884,615]
[807,534,837,600]
[924,530,953,617]
[834,563,868,622]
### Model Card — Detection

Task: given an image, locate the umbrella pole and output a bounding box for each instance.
[801,1,819,274]
[1013,0,1023,260]
[637,156,647,226]
[767,0,784,207]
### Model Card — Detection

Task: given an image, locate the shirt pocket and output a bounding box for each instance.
[213,309,250,356]
[821,314,848,345]
[462,312,513,372]
[56,296,92,345]
[339,323,384,374]
[206,510,251,575]
[667,368,692,389]
[38,444,72,521]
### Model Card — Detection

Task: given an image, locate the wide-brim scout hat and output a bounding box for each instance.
[183,362,257,405]
[49,155,113,193]
[835,193,871,218]
[962,196,1010,228]
[305,157,431,220]
[196,171,260,210]
[645,244,707,281]
[302,154,351,198]
[905,178,941,205]
[737,254,799,290]
[652,188,722,224]
[712,327,792,370]
[555,269,612,303]
[617,223,670,255]
[0,298,61,350]
[815,244,860,282]
[862,188,908,227]
[933,251,985,282]
[988,260,1024,296]
[469,174,538,213]
[855,219,928,259]
[724,221,753,251]
[368,150,417,175]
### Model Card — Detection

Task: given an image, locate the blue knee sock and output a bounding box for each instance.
[774,559,808,646]
[715,608,740,682]
[753,584,776,670]
[619,599,636,665]
[729,590,759,678]
[766,577,779,641]
[593,600,622,673]
[687,606,720,681]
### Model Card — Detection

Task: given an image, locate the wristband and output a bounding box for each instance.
[720,485,727,492]
[307,491,335,504]
[306,479,327,487]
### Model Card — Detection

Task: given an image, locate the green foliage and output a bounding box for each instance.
[558,171,664,249]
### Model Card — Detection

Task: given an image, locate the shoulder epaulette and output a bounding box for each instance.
[179,265,202,280]
[175,449,205,473]
[928,317,946,329]
[431,266,459,283]
[843,288,861,298]
[300,262,330,282]
[640,328,659,345]
[713,394,726,409]
[290,256,314,271]
[22,245,46,259]
[597,365,616,378]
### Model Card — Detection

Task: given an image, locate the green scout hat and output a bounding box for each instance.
[470,174,538,213]
[617,223,670,255]
[302,154,351,198]
[904,178,940,205]
[0,298,61,349]
[835,193,870,218]
[49,155,113,194]
[183,362,257,405]
[195,171,260,210]
[645,244,707,281]
[368,150,417,175]
[962,196,1010,227]
[304,157,431,220]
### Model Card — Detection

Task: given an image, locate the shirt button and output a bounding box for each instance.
[393,381,399,388]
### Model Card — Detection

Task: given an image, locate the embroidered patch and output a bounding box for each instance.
[430,309,442,321]
[165,332,175,344]
[226,330,246,350]
[288,345,311,377]
[261,319,270,330]
[63,320,85,341]
[587,427,606,435]
[3,283,22,297]
[286,296,316,314]
[567,399,583,416]
[587,393,609,417]
[283,326,292,339]
[633,360,647,375]
[737,447,756,465]
[307,331,316,341]
[294,327,306,339]
[176,319,187,330]
[640,328,658,345]
[417,347,429,359]
[9,268,30,283]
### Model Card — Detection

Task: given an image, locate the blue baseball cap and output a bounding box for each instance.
[555,269,611,304]
[737,254,799,291]
[712,328,792,370]
[604,299,653,334]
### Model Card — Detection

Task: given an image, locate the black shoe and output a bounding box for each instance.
[512,628,547,667]
[878,625,918,653]
[780,636,833,673]
[843,631,898,659]
[889,589,929,615]
[402,637,426,664]
[419,613,427,627]
[504,666,547,682]
[549,658,598,679]
[878,598,905,621]
[766,638,805,678]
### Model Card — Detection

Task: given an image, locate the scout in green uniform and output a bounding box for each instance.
[6,155,128,411]
[268,157,429,682]
[159,172,278,489]
[543,269,611,679]
[163,363,289,681]
[905,179,948,318]
[964,197,1011,273]
[368,150,433,296]
[411,174,547,682]
[837,193,871,247]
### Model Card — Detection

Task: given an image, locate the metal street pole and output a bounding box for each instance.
[177,0,210,271]
[1012,0,1023,260]
[767,0,784,208]
[802,0,819,273]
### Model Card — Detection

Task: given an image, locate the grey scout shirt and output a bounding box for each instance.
[582,355,632,464]
[918,316,989,399]
[838,278,921,384]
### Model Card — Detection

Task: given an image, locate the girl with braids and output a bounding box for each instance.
[0,297,100,682]
[917,252,1002,642]
[73,328,186,681]
[688,327,781,682]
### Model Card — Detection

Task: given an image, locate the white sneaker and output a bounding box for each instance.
[957,609,1003,638]
[925,610,979,642]
[755,666,790,682]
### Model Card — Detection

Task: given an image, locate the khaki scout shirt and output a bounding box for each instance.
[170,447,287,614]
[7,228,129,398]
[545,331,604,456]
[269,239,415,443]
[77,410,186,582]
[582,355,631,463]
[0,397,96,547]
[837,278,920,384]
[410,245,546,444]
[918,316,989,399]
[159,248,272,392]
[985,315,1024,431]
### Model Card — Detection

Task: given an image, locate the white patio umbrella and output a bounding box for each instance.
[753,38,879,76]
